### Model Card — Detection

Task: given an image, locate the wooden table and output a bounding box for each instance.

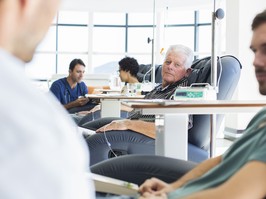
[86,94,144,117]
[123,99,266,160]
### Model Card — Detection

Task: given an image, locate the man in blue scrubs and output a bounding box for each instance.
[50,58,96,113]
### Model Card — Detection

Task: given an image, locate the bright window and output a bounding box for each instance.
[164,26,194,50]
[26,7,218,82]
[36,26,57,52]
[93,27,125,53]
[128,13,153,25]
[198,26,212,54]
[25,54,56,79]
[58,26,88,52]
[165,10,194,25]
[58,11,88,25]
[94,13,125,25]
[128,27,153,53]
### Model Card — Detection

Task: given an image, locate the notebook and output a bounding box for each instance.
[78,126,96,136]
[90,173,139,196]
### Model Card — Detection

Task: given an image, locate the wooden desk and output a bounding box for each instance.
[86,94,144,117]
[124,99,266,160]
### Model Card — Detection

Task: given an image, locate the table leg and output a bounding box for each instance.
[210,114,217,157]
[101,99,121,117]
[155,114,188,160]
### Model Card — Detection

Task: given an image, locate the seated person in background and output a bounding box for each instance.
[136,9,266,199]
[73,56,140,125]
[83,44,194,165]
[50,58,96,113]
[119,56,140,94]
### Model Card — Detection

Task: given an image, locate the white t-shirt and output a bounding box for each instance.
[0,48,95,199]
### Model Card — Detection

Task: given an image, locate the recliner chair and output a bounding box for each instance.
[137,64,163,83]
[186,55,242,162]
[87,55,242,166]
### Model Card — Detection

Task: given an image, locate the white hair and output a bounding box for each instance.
[165,44,194,69]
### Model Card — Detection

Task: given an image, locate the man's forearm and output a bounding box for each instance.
[64,101,77,109]
[127,120,156,138]
[121,104,133,112]
[170,155,222,190]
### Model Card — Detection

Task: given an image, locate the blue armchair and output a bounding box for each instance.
[186,55,242,162]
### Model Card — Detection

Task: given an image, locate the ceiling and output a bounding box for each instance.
[60,0,215,12]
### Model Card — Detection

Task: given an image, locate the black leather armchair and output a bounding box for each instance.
[137,64,163,83]
[91,154,197,186]
[87,55,242,166]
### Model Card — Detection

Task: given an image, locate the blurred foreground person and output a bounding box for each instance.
[0,0,95,198]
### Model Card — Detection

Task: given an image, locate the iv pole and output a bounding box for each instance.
[210,0,224,157]
[211,0,217,91]
[151,0,156,87]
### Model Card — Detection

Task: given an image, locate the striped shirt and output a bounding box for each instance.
[127,77,192,129]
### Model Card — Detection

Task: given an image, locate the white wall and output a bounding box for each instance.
[225,0,266,130]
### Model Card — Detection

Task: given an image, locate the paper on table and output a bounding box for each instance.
[90,173,138,196]
[77,126,95,136]
[123,99,183,106]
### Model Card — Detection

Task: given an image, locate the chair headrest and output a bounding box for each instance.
[187,57,212,85]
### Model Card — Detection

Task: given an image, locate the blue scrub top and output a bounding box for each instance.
[50,77,88,105]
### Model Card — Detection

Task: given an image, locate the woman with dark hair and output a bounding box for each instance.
[118,57,140,94]
[118,57,139,84]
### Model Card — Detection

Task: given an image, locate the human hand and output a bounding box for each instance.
[96,119,131,133]
[138,192,167,199]
[76,111,90,116]
[76,104,100,116]
[138,178,172,196]
[75,97,90,106]
[87,105,100,113]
